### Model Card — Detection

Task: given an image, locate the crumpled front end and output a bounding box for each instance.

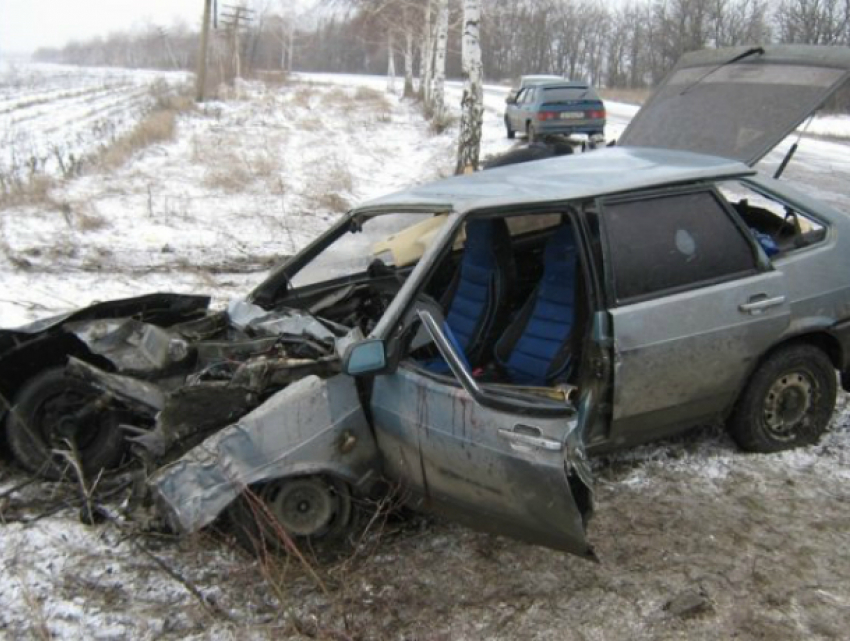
[150,374,380,533]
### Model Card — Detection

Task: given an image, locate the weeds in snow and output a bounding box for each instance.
[305,154,353,213]
[0,78,193,210]
[98,81,194,170]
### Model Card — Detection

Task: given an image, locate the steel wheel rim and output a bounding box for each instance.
[763,370,815,440]
[261,477,341,538]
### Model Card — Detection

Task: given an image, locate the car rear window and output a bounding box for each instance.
[603,190,758,303]
[540,87,596,102]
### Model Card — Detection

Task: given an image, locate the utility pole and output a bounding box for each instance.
[287,19,295,72]
[220,4,254,82]
[158,27,180,71]
[196,0,214,102]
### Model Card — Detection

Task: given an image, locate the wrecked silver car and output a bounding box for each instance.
[3,45,850,558]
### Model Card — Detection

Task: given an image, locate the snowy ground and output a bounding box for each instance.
[0,62,190,185]
[0,65,849,640]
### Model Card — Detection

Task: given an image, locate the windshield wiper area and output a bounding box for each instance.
[679,46,765,96]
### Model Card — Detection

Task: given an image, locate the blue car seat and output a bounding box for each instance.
[494,223,578,385]
[428,218,514,371]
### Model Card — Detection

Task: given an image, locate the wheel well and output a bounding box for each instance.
[727,332,842,418]
[767,333,842,371]
[0,334,112,420]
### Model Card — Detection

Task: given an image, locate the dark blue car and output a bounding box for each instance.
[504,81,605,142]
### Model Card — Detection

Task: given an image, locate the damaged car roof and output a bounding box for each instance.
[357,147,754,213]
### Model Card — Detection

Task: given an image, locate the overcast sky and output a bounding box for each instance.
[1,1,204,54]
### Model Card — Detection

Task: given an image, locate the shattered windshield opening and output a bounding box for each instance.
[289,212,447,289]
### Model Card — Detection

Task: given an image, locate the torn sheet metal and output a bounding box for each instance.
[227,299,349,341]
[66,319,189,374]
[67,357,167,412]
[150,374,379,533]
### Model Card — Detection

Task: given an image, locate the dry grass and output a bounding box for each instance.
[203,157,254,193]
[311,191,351,213]
[254,70,290,87]
[599,87,651,105]
[98,82,194,170]
[70,203,108,231]
[290,86,315,109]
[0,79,195,211]
[196,135,283,194]
[299,116,323,132]
[304,154,353,213]
[429,111,457,135]
[321,87,351,107]
[354,86,393,122]
[0,175,58,210]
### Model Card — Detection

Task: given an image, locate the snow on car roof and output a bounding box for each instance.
[357,147,754,214]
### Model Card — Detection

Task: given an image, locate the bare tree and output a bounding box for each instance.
[403,10,416,97]
[432,0,449,121]
[456,0,484,173]
[420,0,435,103]
[775,0,849,44]
[387,32,397,91]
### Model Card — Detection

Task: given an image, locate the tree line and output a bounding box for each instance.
[32,0,850,91]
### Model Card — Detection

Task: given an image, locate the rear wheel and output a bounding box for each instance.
[728,344,836,452]
[526,123,537,143]
[227,475,355,556]
[5,367,127,480]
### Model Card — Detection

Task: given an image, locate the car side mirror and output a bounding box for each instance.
[343,339,387,375]
[506,95,517,105]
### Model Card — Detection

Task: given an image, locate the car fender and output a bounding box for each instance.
[150,373,379,533]
[725,323,844,417]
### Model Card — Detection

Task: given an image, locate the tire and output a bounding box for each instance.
[527,123,537,143]
[5,367,127,480]
[728,344,836,453]
[505,117,515,139]
[227,475,356,557]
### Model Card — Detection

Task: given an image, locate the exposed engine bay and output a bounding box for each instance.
[2,279,398,478]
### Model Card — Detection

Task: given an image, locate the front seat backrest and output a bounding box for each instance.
[494,223,578,385]
[440,218,514,368]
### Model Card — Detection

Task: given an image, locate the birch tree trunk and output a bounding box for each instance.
[455,0,484,174]
[403,28,415,98]
[420,0,434,104]
[387,32,396,93]
[432,0,449,121]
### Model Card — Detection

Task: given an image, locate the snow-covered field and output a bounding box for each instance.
[0,64,849,640]
[0,62,190,186]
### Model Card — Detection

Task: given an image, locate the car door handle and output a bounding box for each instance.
[498,426,563,451]
[739,295,786,315]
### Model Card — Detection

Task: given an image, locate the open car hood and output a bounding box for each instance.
[619,45,850,166]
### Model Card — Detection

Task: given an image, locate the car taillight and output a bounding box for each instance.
[587,109,606,119]
[537,111,557,121]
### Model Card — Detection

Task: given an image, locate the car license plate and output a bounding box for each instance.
[560,112,583,119]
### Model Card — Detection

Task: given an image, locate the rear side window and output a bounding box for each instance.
[603,190,758,303]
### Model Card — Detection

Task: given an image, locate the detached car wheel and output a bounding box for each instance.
[505,117,515,139]
[728,344,836,453]
[5,367,127,480]
[228,475,355,556]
